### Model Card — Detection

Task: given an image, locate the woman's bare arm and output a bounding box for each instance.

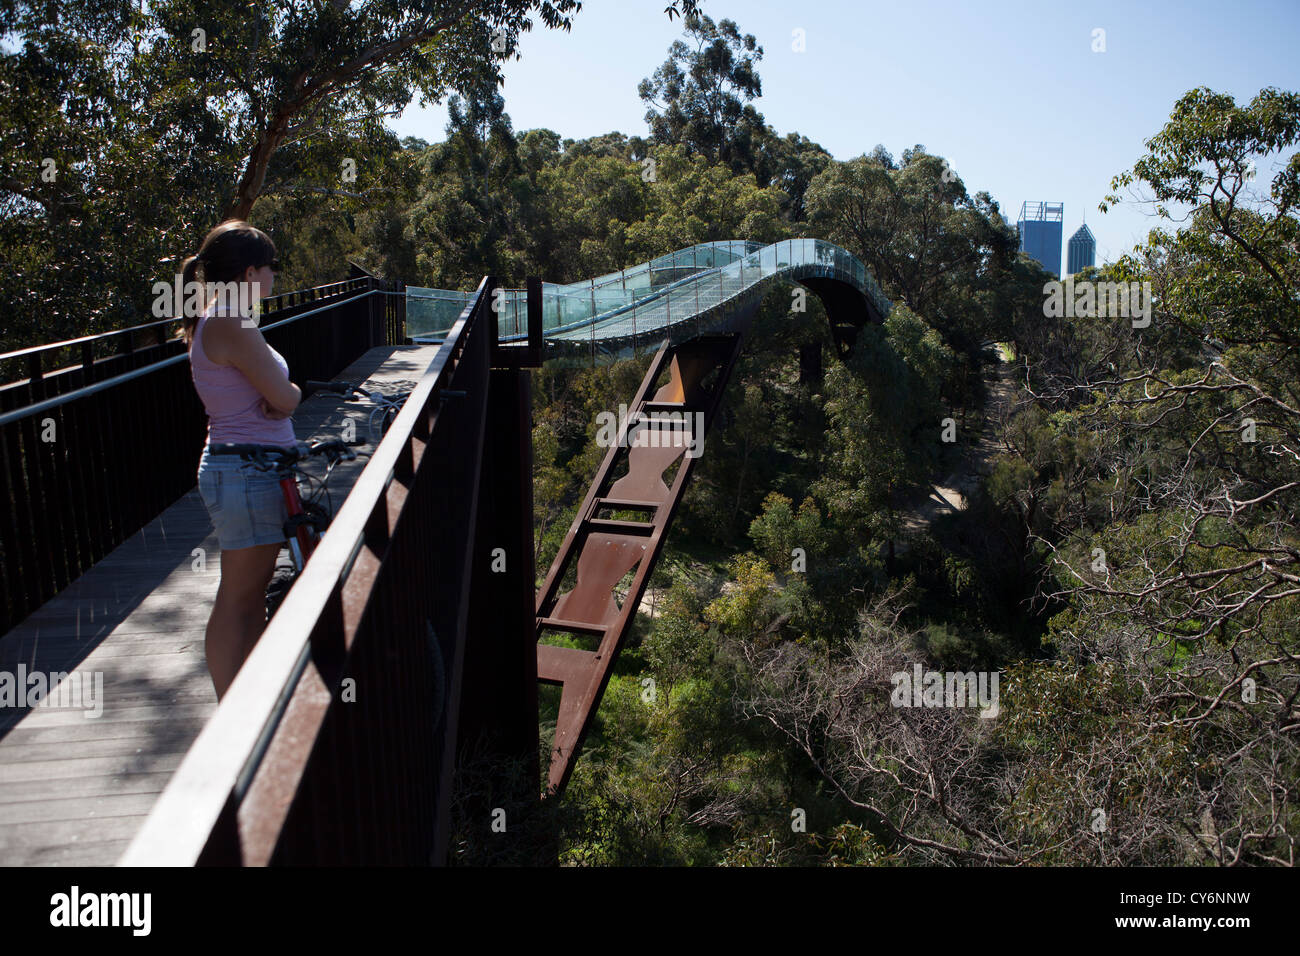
[205,317,301,414]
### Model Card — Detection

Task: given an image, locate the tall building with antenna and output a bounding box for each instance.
[1017,201,1064,277]
[1067,222,1096,275]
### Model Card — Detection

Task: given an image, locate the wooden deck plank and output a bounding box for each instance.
[0,343,440,865]
[2,717,212,747]
[1,702,216,732]
[16,839,132,867]
[0,815,149,852]
[4,642,205,662]
[0,771,176,805]
[0,752,190,784]
[0,791,165,825]
[1,738,201,766]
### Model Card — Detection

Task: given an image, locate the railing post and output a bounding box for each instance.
[486,275,500,358]
[80,342,94,387]
[459,358,540,821]
[26,354,43,403]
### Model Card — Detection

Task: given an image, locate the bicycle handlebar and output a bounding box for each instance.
[305,379,362,397]
[305,379,408,405]
[209,439,357,468]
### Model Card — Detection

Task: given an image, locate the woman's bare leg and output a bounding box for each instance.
[205,542,282,701]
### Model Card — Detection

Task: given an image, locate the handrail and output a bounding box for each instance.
[121,276,492,866]
[0,276,366,366]
[0,287,379,426]
[0,288,380,427]
[0,318,182,363]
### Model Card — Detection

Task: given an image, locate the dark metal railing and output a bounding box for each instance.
[0,277,394,413]
[121,276,498,866]
[0,275,406,635]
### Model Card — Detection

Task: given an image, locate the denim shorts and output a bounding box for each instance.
[197,444,290,550]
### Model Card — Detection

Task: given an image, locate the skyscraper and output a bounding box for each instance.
[1018,201,1064,278]
[1067,223,1096,275]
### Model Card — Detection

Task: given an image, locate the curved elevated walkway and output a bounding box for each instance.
[407,238,892,361]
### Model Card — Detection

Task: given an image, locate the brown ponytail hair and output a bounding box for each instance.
[179,220,278,344]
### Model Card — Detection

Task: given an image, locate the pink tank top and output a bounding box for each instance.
[190,306,296,447]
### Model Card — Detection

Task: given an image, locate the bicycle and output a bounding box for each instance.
[209,438,358,619]
[306,379,412,442]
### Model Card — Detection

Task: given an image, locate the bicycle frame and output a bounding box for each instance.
[210,440,352,574]
[279,472,318,572]
[307,379,409,443]
[208,439,355,623]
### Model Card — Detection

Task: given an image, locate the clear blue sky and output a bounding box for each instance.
[387,0,1300,267]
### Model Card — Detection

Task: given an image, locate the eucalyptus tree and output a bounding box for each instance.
[638,13,763,171]
[805,147,1021,352]
[0,0,702,344]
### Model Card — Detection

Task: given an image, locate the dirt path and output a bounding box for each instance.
[899,350,1016,535]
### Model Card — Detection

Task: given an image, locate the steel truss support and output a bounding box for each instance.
[534,333,743,795]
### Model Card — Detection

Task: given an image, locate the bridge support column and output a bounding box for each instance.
[799,341,822,387]
[459,367,540,815]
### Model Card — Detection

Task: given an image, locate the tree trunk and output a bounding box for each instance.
[224,116,290,220]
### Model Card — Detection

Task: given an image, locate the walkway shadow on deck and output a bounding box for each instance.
[0,342,439,865]
[0,489,222,741]
[0,491,221,866]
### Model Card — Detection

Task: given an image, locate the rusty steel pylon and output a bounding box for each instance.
[535,334,743,795]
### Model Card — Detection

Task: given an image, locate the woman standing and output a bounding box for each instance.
[181,220,300,701]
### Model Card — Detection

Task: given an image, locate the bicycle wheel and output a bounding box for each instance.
[266,502,330,621]
[264,553,298,621]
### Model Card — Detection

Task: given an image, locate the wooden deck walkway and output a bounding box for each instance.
[0,343,438,866]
